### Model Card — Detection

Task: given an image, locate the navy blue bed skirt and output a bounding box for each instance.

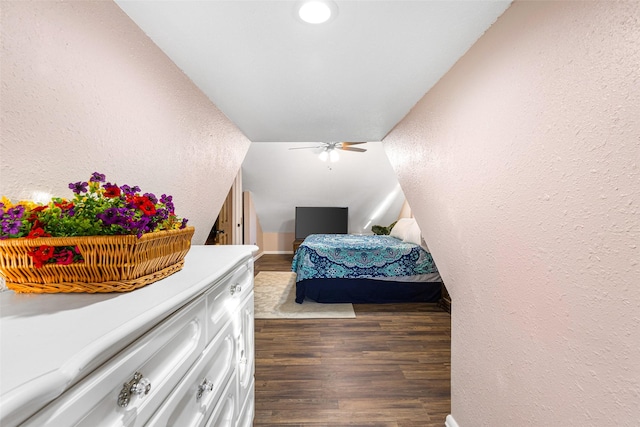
[295,278,442,304]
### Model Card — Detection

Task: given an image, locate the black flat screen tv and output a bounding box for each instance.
[295,207,348,240]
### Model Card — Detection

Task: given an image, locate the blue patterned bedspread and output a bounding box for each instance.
[291,234,437,282]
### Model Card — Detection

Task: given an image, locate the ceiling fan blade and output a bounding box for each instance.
[339,147,367,152]
[341,141,367,146]
[288,145,324,150]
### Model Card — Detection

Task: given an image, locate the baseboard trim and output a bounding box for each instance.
[445,414,459,427]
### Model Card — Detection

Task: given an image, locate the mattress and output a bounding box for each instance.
[291,234,438,281]
[291,234,441,304]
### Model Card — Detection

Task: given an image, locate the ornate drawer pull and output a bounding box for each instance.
[196,378,215,401]
[117,372,151,408]
[230,283,242,295]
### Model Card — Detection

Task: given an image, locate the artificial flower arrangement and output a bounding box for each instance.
[0,172,189,269]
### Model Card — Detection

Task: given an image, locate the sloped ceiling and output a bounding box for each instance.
[114,0,512,235]
[242,142,405,234]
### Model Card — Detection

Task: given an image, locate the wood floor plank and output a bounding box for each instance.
[254,254,451,426]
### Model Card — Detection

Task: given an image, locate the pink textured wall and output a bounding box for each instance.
[384,1,639,426]
[0,0,250,244]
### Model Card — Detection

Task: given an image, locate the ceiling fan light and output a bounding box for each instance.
[298,1,332,24]
[319,150,329,161]
[329,149,339,162]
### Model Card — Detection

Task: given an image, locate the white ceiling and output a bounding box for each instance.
[114,0,511,235]
[115,0,512,143]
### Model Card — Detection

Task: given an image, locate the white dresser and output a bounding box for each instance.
[0,245,257,427]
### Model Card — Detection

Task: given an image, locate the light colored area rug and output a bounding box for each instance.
[254,271,356,319]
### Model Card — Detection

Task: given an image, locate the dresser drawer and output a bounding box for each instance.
[22,298,207,427]
[145,320,237,426]
[236,377,255,427]
[236,292,255,403]
[205,260,253,343]
[202,372,238,427]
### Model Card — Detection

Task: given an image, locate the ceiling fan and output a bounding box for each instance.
[289,142,367,153]
[289,142,367,162]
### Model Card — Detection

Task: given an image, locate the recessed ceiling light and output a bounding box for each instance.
[298,1,332,24]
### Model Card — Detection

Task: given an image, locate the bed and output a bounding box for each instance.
[291,228,442,304]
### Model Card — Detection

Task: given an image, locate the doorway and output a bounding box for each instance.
[206,171,244,245]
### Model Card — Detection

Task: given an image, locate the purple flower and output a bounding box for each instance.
[120,185,141,195]
[96,208,118,226]
[6,205,24,220]
[143,193,158,204]
[1,219,20,235]
[134,217,151,230]
[155,208,169,221]
[89,172,106,183]
[160,195,175,213]
[128,217,151,238]
[69,181,88,194]
[180,218,188,229]
[96,207,130,226]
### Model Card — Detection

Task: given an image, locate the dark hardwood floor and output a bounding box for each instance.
[253,254,451,427]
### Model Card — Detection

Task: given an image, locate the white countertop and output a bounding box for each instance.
[0,245,257,424]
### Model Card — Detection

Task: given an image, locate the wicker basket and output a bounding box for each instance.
[0,226,194,293]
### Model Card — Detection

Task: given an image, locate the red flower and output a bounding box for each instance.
[28,205,48,222]
[26,227,50,239]
[28,245,55,268]
[103,185,121,198]
[54,201,74,211]
[31,219,45,230]
[139,201,156,216]
[54,248,75,265]
[134,196,156,216]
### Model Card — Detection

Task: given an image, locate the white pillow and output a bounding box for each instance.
[389,218,415,241]
[403,219,422,246]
